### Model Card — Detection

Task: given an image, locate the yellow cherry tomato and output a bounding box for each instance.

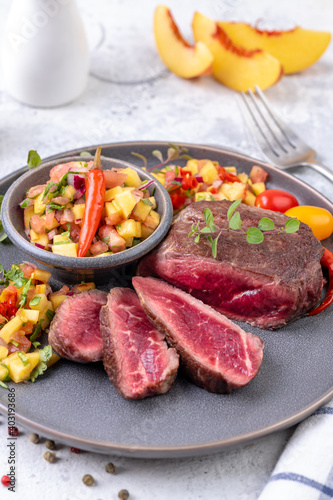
[285,206,333,240]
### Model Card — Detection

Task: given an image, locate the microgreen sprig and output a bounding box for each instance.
[188,199,300,258]
[132,143,192,172]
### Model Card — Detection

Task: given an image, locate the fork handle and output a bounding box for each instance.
[299,161,333,183]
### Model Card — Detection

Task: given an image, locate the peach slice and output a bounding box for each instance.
[192,12,283,92]
[154,5,213,78]
[219,22,331,74]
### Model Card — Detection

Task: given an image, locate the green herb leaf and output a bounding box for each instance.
[80,151,92,157]
[229,212,241,230]
[167,148,179,161]
[152,150,164,163]
[101,236,110,244]
[19,278,32,308]
[29,345,52,383]
[27,150,42,170]
[194,234,200,243]
[204,208,213,226]
[10,340,19,347]
[227,199,242,221]
[141,199,153,206]
[258,217,275,231]
[285,218,300,233]
[29,296,41,306]
[246,227,264,244]
[20,199,31,208]
[209,194,215,201]
[211,237,218,258]
[200,227,212,234]
[32,341,41,348]
[0,381,8,389]
[132,238,141,247]
[29,319,44,343]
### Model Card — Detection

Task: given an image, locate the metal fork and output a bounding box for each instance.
[239,85,333,183]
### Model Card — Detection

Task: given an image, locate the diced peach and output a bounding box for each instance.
[249,166,268,183]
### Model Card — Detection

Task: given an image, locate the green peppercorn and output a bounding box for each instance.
[105,462,116,474]
[118,489,129,500]
[82,474,94,486]
[45,439,55,450]
[29,433,40,444]
[43,451,56,463]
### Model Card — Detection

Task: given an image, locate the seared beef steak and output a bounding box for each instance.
[48,289,107,363]
[138,200,324,329]
[100,287,179,400]
[132,276,264,394]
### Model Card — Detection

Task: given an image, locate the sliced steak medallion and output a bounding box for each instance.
[138,200,324,329]
[100,287,179,400]
[48,289,107,363]
[132,276,264,394]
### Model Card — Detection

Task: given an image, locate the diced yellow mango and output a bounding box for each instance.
[131,199,152,222]
[34,192,46,215]
[114,191,137,219]
[4,351,40,383]
[63,185,76,200]
[121,167,142,188]
[105,201,123,221]
[244,191,257,206]
[0,317,23,343]
[105,186,124,201]
[0,346,8,360]
[219,182,246,201]
[144,210,160,229]
[52,242,78,257]
[148,197,157,209]
[36,284,46,294]
[183,159,199,175]
[53,233,69,244]
[50,294,68,310]
[151,172,165,185]
[30,232,49,249]
[252,182,266,196]
[225,166,237,173]
[29,293,48,312]
[72,204,85,223]
[47,352,61,368]
[200,161,219,184]
[30,229,40,242]
[124,236,134,247]
[19,309,39,324]
[32,269,52,283]
[237,172,248,183]
[24,206,35,229]
[74,282,95,293]
[38,300,54,329]
[195,191,214,202]
[116,219,142,239]
[141,224,154,240]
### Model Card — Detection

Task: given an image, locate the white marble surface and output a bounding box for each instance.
[0,0,332,499]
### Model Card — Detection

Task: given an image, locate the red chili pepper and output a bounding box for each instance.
[170,193,186,210]
[181,174,198,191]
[308,247,333,316]
[218,166,242,183]
[0,286,17,320]
[78,147,105,257]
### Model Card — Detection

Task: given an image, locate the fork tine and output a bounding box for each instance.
[254,85,296,148]
[239,91,281,158]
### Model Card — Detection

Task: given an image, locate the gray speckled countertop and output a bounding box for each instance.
[0,0,332,499]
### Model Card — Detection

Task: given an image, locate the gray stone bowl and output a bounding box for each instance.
[1,156,173,284]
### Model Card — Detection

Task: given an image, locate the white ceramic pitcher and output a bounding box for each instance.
[1,0,89,107]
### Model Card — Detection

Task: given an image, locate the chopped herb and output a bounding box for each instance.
[19,278,32,308]
[132,238,141,246]
[101,236,110,244]
[48,203,65,211]
[32,341,41,348]
[20,199,31,209]
[45,309,55,321]
[30,296,41,306]
[29,319,44,343]
[171,180,182,187]
[209,194,215,201]
[18,352,29,366]
[27,150,42,170]
[53,241,70,245]
[0,381,8,389]
[29,345,52,382]
[141,199,153,206]
[10,340,19,347]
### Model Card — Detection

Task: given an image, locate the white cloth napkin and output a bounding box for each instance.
[258,398,333,500]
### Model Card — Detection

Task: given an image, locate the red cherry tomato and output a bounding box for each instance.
[255,189,299,213]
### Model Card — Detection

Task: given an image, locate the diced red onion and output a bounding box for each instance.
[138,180,154,191]
[67,291,74,296]
[74,187,86,200]
[24,228,31,239]
[212,180,222,189]
[35,243,44,249]
[47,228,58,240]
[54,210,62,222]
[67,173,75,187]
[74,197,85,205]
[174,177,183,182]
[74,175,85,190]
[195,176,204,183]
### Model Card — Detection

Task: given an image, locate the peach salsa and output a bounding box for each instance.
[21,148,160,258]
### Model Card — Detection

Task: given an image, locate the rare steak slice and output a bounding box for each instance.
[138,200,324,329]
[48,289,107,363]
[100,287,179,400]
[132,276,264,394]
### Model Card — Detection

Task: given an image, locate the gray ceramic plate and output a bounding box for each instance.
[0,142,332,459]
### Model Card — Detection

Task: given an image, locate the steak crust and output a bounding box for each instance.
[138,200,324,329]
